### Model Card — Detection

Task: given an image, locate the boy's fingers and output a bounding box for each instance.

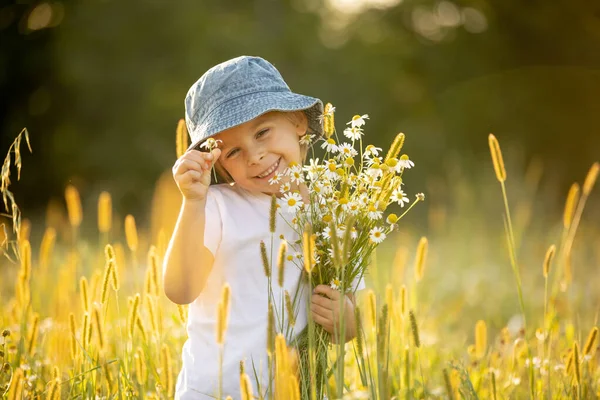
[311,301,333,319]
[313,285,340,300]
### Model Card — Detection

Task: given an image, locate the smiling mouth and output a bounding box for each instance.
[255,158,281,179]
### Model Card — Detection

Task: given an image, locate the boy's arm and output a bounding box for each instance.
[162,199,215,304]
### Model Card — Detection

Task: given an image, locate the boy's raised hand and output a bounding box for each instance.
[172,148,221,202]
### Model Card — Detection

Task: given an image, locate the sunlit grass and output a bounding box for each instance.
[0,128,599,399]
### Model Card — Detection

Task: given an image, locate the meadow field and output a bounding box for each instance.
[0,129,599,399]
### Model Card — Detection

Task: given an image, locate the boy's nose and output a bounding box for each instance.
[248,149,266,166]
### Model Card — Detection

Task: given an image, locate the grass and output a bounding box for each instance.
[0,129,599,399]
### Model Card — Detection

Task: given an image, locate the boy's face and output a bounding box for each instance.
[214,111,308,196]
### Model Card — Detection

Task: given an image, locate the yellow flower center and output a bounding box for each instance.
[386,158,398,168]
[323,215,333,223]
[287,198,297,207]
[374,231,381,238]
[352,115,361,121]
[344,157,354,166]
[327,138,335,145]
[400,154,409,161]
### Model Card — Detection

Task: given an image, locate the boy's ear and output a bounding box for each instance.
[295,111,309,137]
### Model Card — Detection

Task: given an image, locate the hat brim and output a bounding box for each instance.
[186,90,324,153]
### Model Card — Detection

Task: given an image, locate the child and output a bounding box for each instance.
[163,56,365,400]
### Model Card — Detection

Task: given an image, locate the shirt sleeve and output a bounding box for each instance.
[350,270,366,292]
[203,188,222,257]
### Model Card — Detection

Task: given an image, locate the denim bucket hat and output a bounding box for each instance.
[185,55,324,153]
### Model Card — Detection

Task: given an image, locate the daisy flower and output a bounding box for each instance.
[337,143,358,158]
[369,227,386,244]
[364,144,382,157]
[343,127,363,141]
[282,192,304,213]
[398,154,415,169]
[321,138,339,153]
[279,182,291,194]
[289,165,305,185]
[367,203,383,220]
[347,114,369,128]
[299,134,314,146]
[268,172,282,185]
[199,138,223,151]
[321,226,331,240]
[329,277,342,291]
[317,103,336,123]
[391,189,409,207]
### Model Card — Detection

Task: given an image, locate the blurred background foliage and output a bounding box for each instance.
[1,0,599,236]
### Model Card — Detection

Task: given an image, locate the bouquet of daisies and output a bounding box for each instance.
[276,104,424,399]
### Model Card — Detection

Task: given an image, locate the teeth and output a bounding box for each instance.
[257,159,279,178]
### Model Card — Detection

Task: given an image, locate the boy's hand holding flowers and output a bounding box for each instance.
[311,285,356,344]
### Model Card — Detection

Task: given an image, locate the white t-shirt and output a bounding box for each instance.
[175,184,365,400]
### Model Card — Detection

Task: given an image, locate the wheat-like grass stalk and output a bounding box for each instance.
[323,103,335,138]
[563,183,580,230]
[400,285,407,317]
[583,327,598,356]
[409,310,420,348]
[302,223,315,274]
[135,347,147,385]
[475,320,487,358]
[260,240,270,278]
[7,367,24,400]
[27,312,39,355]
[270,194,277,233]
[97,191,112,234]
[38,227,56,273]
[100,259,114,304]
[488,134,506,182]
[69,313,77,358]
[161,343,174,397]
[176,119,189,158]
[128,293,140,338]
[92,303,105,351]
[582,162,599,196]
[368,290,377,328]
[414,237,428,283]
[177,304,187,324]
[81,312,90,349]
[136,315,147,342]
[20,239,31,281]
[147,246,160,296]
[80,277,89,312]
[240,373,254,400]
[124,214,138,252]
[285,290,296,327]
[573,341,581,388]
[384,132,405,163]
[102,362,114,395]
[65,184,83,228]
[542,245,555,278]
[46,377,60,400]
[267,301,275,356]
[277,240,287,287]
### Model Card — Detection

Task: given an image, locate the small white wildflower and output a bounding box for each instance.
[367,203,383,220]
[364,144,382,157]
[199,138,223,151]
[343,127,363,141]
[279,182,291,194]
[289,165,305,185]
[282,192,303,213]
[337,143,358,158]
[398,154,415,169]
[321,226,331,240]
[369,227,386,243]
[321,138,339,153]
[347,114,369,128]
[303,158,323,181]
[268,172,282,185]
[391,189,409,207]
[299,134,314,146]
[330,278,341,291]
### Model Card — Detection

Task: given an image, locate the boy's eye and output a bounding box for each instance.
[226,148,239,158]
[256,129,269,138]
